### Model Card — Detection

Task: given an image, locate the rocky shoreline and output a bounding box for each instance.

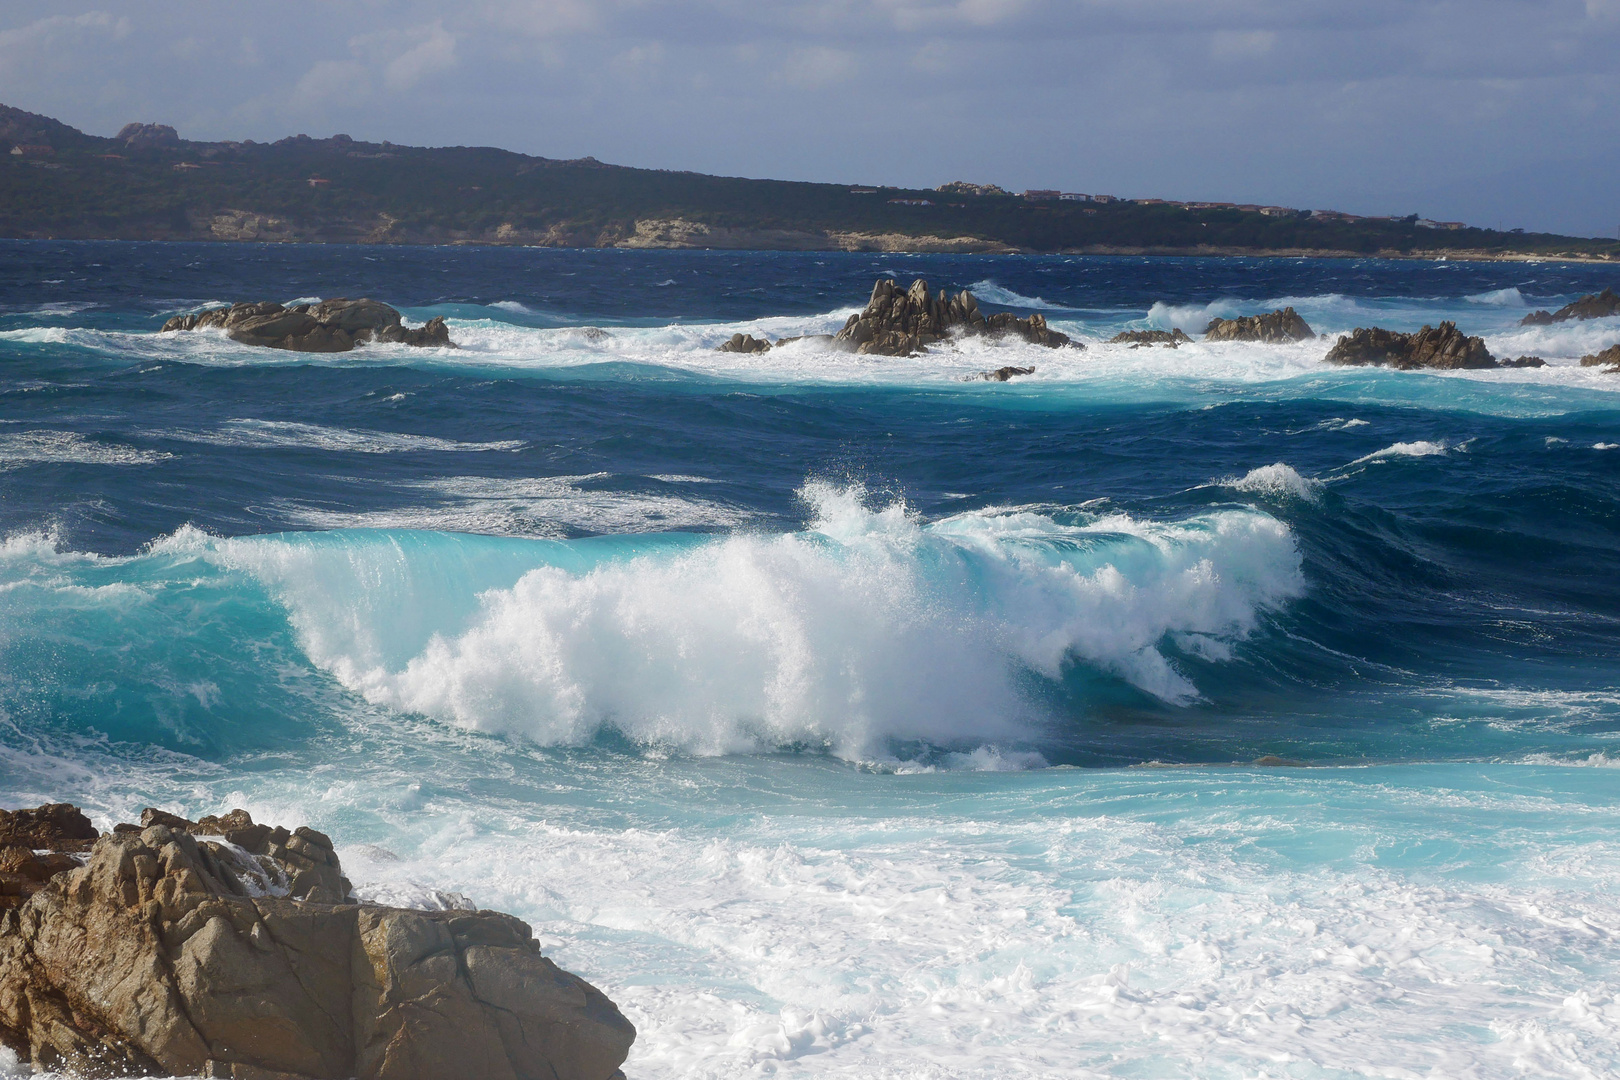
[0,803,633,1079]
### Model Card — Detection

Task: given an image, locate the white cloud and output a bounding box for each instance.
[379,23,458,92]
[774,45,858,88]
[1210,29,1276,61]
[480,0,601,37]
[289,59,372,109]
[0,11,130,58]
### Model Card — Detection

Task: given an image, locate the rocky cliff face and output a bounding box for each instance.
[0,804,633,1080]
[1203,307,1315,343]
[1520,288,1620,325]
[1323,322,1497,369]
[833,278,1075,356]
[162,299,452,353]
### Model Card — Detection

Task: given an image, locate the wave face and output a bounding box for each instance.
[2,485,1303,761]
[6,242,1620,1078]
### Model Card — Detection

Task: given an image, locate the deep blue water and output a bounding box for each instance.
[3,242,1619,1078]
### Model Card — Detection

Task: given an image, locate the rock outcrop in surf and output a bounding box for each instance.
[965,365,1035,382]
[0,803,634,1080]
[833,279,1075,356]
[162,298,452,352]
[1519,288,1620,325]
[1109,329,1192,348]
[718,332,772,354]
[1203,307,1315,343]
[1581,344,1620,371]
[1323,322,1497,369]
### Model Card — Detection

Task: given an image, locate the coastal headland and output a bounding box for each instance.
[2,104,1615,262]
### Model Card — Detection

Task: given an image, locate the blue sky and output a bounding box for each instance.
[1,1,1616,235]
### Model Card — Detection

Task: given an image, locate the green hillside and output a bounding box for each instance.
[1,104,1614,260]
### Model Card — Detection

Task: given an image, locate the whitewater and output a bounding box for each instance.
[3,242,1619,1078]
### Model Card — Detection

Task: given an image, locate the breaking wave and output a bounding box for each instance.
[1,484,1306,761]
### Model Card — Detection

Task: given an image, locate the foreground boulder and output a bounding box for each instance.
[1581,344,1620,370]
[162,299,453,352]
[1109,329,1192,348]
[1324,322,1496,369]
[833,278,1075,356]
[1204,307,1315,343]
[1520,288,1620,326]
[0,804,633,1080]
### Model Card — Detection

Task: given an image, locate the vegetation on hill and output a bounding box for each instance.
[1,104,1614,260]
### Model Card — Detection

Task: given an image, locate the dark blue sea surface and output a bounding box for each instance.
[3,242,1619,1078]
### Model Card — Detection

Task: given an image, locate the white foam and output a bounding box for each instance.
[1465,286,1528,307]
[1223,463,1321,502]
[1517,752,1620,768]
[287,764,1620,1080]
[491,300,535,313]
[272,474,758,538]
[196,483,1305,758]
[0,430,172,468]
[1348,439,1449,466]
[1595,443,1618,451]
[176,419,525,455]
[965,280,1081,312]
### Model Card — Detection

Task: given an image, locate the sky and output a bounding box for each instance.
[0,1,1617,236]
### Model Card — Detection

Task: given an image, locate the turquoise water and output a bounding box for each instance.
[3,243,1619,1076]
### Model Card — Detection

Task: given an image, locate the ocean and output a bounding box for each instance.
[3,241,1619,1077]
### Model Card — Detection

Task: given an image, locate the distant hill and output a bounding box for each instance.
[1,103,1615,261]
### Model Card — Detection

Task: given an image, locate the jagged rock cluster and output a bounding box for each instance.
[0,805,97,913]
[718,280,1076,358]
[162,298,452,352]
[834,279,1075,356]
[1520,288,1620,326]
[1581,344,1620,371]
[1204,307,1315,343]
[1109,329,1192,348]
[0,804,633,1080]
[1324,322,1497,369]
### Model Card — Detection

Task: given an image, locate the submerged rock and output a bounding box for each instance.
[1501,355,1547,368]
[162,298,453,352]
[1580,344,1620,370]
[0,804,633,1080]
[1203,307,1315,343]
[1323,322,1496,370]
[965,365,1035,382]
[1520,287,1620,326]
[1108,329,1192,348]
[833,278,1076,356]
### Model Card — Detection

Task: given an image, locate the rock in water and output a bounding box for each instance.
[162,298,453,352]
[1580,344,1620,370]
[1108,329,1192,348]
[965,366,1035,382]
[1520,288,1620,326]
[1203,307,1315,343]
[718,332,772,354]
[833,278,1076,356]
[1323,322,1497,369]
[0,804,634,1080]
